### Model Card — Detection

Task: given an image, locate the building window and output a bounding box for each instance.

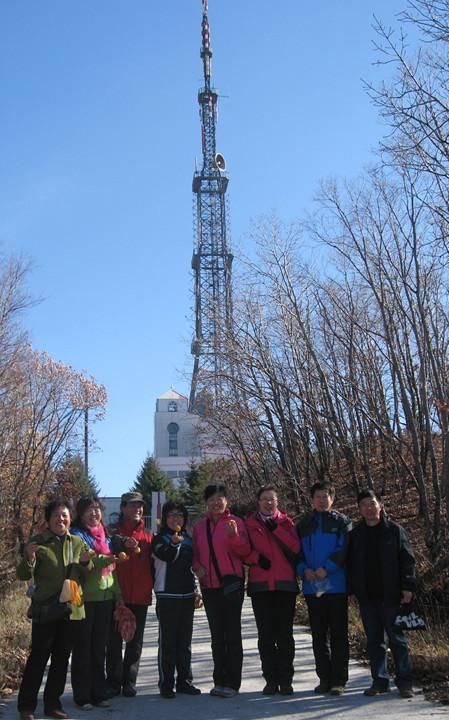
[167,422,179,456]
[168,401,177,412]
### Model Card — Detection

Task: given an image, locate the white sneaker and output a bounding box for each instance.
[210,686,225,696]
[220,687,238,698]
[79,704,94,711]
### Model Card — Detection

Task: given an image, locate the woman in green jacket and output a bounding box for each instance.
[17,498,90,720]
[70,496,122,710]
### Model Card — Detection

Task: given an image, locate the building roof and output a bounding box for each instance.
[157,389,188,400]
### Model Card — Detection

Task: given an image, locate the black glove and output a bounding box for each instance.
[265,518,277,532]
[258,553,271,570]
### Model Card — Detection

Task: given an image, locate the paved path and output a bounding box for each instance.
[1,598,446,720]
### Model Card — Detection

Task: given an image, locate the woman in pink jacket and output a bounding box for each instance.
[244,485,300,696]
[192,484,250,698]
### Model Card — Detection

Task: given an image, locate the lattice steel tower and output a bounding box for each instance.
[189,0,233,412]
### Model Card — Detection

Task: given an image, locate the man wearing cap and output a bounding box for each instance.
[106,492,153,697]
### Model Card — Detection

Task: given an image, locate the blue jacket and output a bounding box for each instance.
[296,510,351,595]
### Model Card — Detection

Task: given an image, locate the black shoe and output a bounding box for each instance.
[160,689,176,699]
[176,683,201,695]
[399,687,414,699]
[364,685,390,697]
[122,685,137,698]
[314,683,330,694]
[279,685,294,695]
[262,684,278,695]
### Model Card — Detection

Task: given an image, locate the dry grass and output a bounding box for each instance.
[0,586,31,697]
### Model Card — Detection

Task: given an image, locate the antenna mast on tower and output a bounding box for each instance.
[189,0,233,413]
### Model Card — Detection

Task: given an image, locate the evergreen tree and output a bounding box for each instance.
[51,454,100,500]
[132,455,177,514]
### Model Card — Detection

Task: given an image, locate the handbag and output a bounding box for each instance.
[28,594,72,624]
[393,603,427,631]
[206,520,243,596]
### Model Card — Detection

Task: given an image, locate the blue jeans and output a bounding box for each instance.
[360,601,412,689]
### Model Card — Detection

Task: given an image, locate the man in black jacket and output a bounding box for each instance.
[348,489,415,699]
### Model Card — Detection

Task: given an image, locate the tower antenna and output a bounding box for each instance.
[189,0,233,413]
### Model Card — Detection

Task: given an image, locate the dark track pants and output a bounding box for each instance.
[17,618,77,713]
[202,586,244,691]
[156,597,195,691]
[71,599,113,705]
[106,603,148,692]
[305,593,349,687]
[251,591,297,687]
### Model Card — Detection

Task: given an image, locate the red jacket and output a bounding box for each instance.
[192,509,250,590]
[115,519,153,605]
[244,510,300,594]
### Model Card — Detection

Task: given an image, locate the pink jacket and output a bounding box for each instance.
[192,509,251,590]
[244,510,300,594]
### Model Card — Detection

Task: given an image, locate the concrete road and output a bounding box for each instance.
[1,598,446,720]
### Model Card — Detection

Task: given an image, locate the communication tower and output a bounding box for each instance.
[189,0,233,412]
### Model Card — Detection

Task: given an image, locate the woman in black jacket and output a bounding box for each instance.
[152,501,202,698]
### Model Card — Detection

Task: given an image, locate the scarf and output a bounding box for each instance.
[88,523,115,576]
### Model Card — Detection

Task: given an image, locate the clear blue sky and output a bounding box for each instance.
[0,0,408,496]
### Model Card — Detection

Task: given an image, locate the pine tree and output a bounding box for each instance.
[132,455,177,514]
[52,454,100,500]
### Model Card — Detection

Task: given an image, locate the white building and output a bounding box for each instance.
[153,389,202,484]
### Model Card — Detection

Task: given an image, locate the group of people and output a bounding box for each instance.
[16,480,416,720]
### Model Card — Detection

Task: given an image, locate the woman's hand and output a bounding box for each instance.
[171,533,182,545]
[315,567,327,580]
[80,549,95,563]
[225,519,238,538]
[194,592,203,609]
[24,542,39,563]
[195,566,207,578]
[304,568,317,581]
[124,537,138,549]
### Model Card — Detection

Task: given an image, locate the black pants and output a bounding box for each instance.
[251,591,297,687]
[305,593,349,687]
[71,599,113,705]
[17,618,77,713]
[202,586,244,691]
[156,597,195,691]
[106,603,148,692]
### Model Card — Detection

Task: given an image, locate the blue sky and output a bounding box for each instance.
[0,0,409,496]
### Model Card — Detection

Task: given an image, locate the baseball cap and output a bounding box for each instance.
[120,491,144,505]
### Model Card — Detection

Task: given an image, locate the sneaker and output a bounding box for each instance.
[364,685,390,696]
[399,688,414,699]
[176,683,201,695]
[262,683,278,695]
[78,704,94,711]
[93,700,110,708]
[210,686,225,696]
[122,685,137,698]
[220,687,238,698]
[279,685,294,695]
[160,689,176,699]
[314,683,330,694]
[330,686,345,696]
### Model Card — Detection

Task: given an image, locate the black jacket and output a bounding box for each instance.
[152,529,198,599]
[348,515,416,606]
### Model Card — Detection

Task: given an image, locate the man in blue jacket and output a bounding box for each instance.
[296,482,351,696]
[348,489,415,699]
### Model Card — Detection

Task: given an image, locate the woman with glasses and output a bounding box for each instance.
[152,501,202,698]
[244,485,300,696]
[70,496,122,710]
[192,484,250,698]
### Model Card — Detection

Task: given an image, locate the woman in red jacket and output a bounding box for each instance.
[192,484,250,698]
[244,485,300,696]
